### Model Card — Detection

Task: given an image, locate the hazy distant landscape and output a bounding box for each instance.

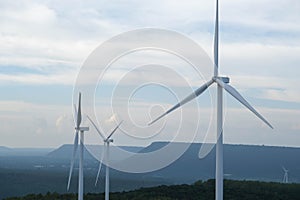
[1,142,300,199]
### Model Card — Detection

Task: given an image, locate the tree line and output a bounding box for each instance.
[5,179,300,200]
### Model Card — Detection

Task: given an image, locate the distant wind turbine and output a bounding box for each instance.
[148,0,273,200]
[282,166,289,183]
[67,93,89,200]
[87,116,123,200]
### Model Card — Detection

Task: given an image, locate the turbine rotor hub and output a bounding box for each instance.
[104,138,114,143]
[213,76,230,83]
[75,127,89,131]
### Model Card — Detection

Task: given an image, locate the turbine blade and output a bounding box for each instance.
[77,93,82,128]
[86,115,106,140]
[95,144,106,186]
[213,0,219,76]
[67,130,79,190]
[282,166,288,173]
[148,79,214,125]
[73,104,78,125]
[106,120,123,140]
[215,79,273,129]
[282,166,287,171]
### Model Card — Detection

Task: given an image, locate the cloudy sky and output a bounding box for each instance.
[0,0,299,148]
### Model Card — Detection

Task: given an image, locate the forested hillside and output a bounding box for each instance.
[5,179,299,200]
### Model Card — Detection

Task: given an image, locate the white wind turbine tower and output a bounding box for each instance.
[282,166,289,183]
[87,116,123,200]
[148,0,273,200]
[67,93,89,200]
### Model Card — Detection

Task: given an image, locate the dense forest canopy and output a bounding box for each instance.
[5,179,299,200]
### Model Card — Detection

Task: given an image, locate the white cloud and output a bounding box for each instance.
[33,116,48,134]
[0,72,77,85]
[0,0,299,147]
[0,0,298,75]
[1,3,56,24]
[105,113,118,124]
[0,101,73,147]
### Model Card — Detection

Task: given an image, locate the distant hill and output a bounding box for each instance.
[47,144,144,161]
[46,142,300,183]
[47,144,96,160]
[0,146,53,156]
[0,146,11,151]
[4,179,300,200]
[139,142,300,183]
[0,146,12,153]
[1,142,300,199]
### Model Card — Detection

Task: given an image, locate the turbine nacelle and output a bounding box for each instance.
[213,76,230,84]
[282,166,289,173]
[104,138,114,143]
[75,127,89,131]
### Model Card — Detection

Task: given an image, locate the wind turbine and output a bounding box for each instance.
[282,166,289,183]
[67,93,89,200]
[148,0,273,199]
[87,116,123,200]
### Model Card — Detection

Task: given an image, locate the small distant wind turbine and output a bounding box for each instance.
[282,166,289,183]
[87,116,123,200]
[67,93,89,200]
[148,0,273,200]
